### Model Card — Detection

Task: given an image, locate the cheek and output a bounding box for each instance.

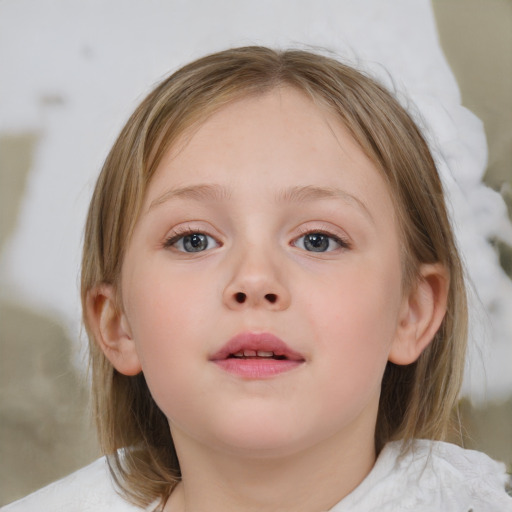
[122,265,215,397]
[306,257,402,334]
[125,260,213,339]
[303,259,402,388]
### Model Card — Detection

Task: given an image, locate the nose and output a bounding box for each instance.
[222,246,291,311]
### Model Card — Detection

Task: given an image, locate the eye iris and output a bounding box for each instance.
[183,233,208,252]
[304,233,329,252]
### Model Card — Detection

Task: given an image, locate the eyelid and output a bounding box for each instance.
[292,225,352,252]
[161,222,351,253]
[162,224,222,251]
[296,224,351,244]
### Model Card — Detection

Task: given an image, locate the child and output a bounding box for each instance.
[3,46,511,511]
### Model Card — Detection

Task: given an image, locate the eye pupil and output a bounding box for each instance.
[184,233,208,252]
[304,233,329,252]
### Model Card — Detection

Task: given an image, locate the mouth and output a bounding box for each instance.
[210,332,305,379]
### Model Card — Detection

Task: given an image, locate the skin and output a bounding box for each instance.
[91,87,448,512]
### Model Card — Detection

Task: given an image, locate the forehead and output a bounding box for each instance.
[150,89,387,188]
[141,87,397,230]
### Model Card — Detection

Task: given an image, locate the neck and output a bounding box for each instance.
[164,426,376,512]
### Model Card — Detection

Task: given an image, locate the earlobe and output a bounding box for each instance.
[389,263,449,365]
[86,284,142,376]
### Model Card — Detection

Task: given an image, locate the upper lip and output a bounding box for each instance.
[210,332,305,361]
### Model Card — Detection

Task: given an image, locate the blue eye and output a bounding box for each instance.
[166,232,219,253]
[294,232,346,252]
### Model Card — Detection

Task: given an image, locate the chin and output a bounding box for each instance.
[204,412,322,460]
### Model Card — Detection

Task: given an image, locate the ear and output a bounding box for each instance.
[389,263,449,365]
[86,284,142,376]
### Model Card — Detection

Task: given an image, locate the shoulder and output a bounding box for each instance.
[332,440,512,512]
[0,457,145,512]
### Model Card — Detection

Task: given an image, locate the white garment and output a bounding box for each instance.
[330,440,512,512]
[2,440,511,511]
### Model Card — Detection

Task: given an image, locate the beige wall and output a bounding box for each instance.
[433,0,512,270]
[0,135,100,505]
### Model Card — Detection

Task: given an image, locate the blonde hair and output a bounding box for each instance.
[81,46,467,508]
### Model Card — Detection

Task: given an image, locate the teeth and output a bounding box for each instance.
[231,350,276,358]
[257,350,274,357]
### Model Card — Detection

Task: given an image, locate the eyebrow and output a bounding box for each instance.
[148,184,232,211]
[276,185,373,223]
[148,183,373,223]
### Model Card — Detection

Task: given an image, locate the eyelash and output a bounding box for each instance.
[293,228,351,252]
[163,226,220,250]
[163,226,351,254]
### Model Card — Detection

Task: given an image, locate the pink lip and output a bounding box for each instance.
[210,332,305,379]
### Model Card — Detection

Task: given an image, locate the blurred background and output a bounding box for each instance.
[0,0,511,505]
[432,0,512,465]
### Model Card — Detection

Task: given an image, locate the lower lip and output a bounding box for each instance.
[214,358,303,378]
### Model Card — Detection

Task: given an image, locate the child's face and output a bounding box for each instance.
[117,88,409,457]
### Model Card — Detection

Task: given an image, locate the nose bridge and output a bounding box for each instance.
[223,235,290,310]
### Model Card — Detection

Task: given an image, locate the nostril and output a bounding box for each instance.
[265,293,277,304]
[235,292,246,303]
